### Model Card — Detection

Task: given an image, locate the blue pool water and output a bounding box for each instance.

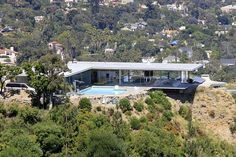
[79,87,127,95]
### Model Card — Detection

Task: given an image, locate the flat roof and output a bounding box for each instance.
[64,61,203,77]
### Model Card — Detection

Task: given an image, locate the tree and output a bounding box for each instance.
[0,64,21,94]
[24,54,68,109]
[32,121,65,156]
[86,128,127,157]
[90,0,99,15]
[0,134,43,157]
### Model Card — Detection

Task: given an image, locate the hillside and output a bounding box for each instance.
[0,90,236,156]
[192,87,236,143]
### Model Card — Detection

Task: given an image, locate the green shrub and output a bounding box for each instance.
[20,107,41,125]
[179,105,190,120]
[145,97,154,106]
[125,111,132,116]
[163,111,174,121]
[108,108,114,116]
[0,103,6,116]
[119,98,132,113]
[96,106,102,112]
[232,94,236,102]
[148,91,171,110]
[133,101,144,112]
[139,116,147,123]
[230,118,236,134]
[79,98,92,111]
[130,117,141,130]
[7,105,19,117]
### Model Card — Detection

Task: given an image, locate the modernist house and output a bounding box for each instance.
[64,61,203,90]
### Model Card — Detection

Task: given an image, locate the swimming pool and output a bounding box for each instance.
[79,87,127,95]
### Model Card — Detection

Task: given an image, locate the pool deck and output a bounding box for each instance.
[74,83,196,98]
[78,86,151,98]
[69,83,199,105]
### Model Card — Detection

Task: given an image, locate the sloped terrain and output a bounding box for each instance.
[192,87,236,143]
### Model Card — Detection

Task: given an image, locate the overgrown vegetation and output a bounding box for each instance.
[0,90,236,157]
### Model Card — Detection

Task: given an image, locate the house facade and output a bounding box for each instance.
[48,41,65,60]
[0,47,18,65]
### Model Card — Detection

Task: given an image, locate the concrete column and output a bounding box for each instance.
[181,71,189,83]
[119,70,121,85]
[186,71,189,82]
[181,71,185,83]
[128,70,130,84]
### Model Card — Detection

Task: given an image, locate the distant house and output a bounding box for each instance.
[34,16,44,23]
[104,48,115,54]
[220,58,236,66]
[221,5,236,13]
[142,57,156,63]
[179,26,186,31]
[122,19,147,31]
[162,55,180,63]
[195,60,209,68]
[139,4,148,9]
[166,3,186,11]
[1,26,14,33]
[50,0,63,3]
[48,41,65,60]
[162,29,179,38]
[215,30,229,36]
[170,40,178,46]
[64,0,78,2]
[205,50,212,59]
[121,0,133,5]
[121,26,131,31]
[64,0,78,7]
[0,47,18,65]
[197,19,206,25]
[178,47,193,58]
[16,70,28,83]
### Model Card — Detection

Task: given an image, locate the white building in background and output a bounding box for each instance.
[162,55,180,63]
[0,47,18,65]
[221,5,236,13]
[142,57,156,63]
[34,16,44,23]
[121,0,133,5]
[50,0,63,3]
[48,41,65,60]
[64,0,78,7]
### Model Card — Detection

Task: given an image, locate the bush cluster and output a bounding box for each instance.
[148,91,171,110]
[130,117,141,130]
[119,98,132,113]
[179,105,191,120]
[133,101,144,112]
[79,98,92,111]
